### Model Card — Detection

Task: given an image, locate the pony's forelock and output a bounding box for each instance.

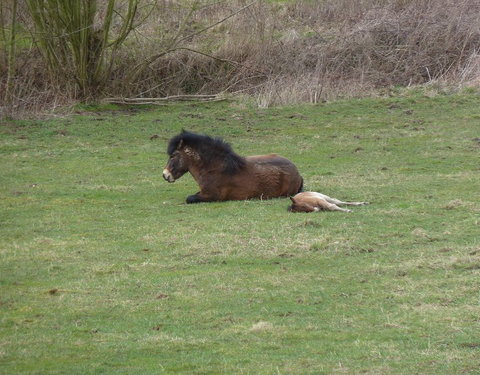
[167,133,183,155]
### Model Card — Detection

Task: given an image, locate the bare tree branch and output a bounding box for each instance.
[130,0,259,83]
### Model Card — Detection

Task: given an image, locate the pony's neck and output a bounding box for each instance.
[187,164,202,184]
[188,162,218,185]
[182,147,204,184]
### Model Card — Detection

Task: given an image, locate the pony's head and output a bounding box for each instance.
[163,130,245,182]
[288,196,317,213]
[162,131,191,183]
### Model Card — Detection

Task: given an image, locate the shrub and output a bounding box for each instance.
[2,0,480,115]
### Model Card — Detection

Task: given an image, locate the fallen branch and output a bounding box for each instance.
[103,94,227,105]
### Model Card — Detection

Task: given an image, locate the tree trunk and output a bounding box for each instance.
[5,0,17,118]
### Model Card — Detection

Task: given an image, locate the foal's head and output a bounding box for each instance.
[288,196,318,213]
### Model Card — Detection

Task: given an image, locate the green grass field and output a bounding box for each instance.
[1,91,479,374]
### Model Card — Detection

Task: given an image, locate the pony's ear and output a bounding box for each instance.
[181,128,187,134]
[177,139,184,149]
[290,196,295,202]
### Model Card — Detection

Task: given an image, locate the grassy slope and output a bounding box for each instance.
[1,92,479,374]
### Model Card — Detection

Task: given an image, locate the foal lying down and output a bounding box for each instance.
[288,192,369,213]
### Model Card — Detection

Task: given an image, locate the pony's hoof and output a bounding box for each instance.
[186,195,201,204]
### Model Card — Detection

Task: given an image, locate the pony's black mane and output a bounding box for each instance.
[167,130,246,174]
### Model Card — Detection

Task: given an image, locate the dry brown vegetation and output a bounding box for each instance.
[2,0,480,115]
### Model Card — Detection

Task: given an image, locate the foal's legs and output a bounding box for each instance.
[325,204,353,213]
[315,199,353,213]
[316,192,369,207]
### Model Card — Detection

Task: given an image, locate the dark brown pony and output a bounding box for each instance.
[163,130,303,203]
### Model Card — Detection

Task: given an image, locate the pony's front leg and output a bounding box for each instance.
[186,192,218,204]
[186,193,205,204]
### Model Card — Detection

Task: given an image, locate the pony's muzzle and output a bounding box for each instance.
[163,169,175,183]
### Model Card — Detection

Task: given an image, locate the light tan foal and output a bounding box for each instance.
[288,191,369,213]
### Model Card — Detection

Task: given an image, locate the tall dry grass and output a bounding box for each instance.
[2,0,480,116]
